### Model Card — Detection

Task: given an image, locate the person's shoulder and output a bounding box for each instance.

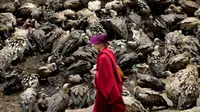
[99,53,110,61]
[99,53,108,58]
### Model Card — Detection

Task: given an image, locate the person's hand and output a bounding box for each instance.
[90,65,97,77]
[92,79,96,87]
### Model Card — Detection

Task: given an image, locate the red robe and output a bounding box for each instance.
[93,47,125,112]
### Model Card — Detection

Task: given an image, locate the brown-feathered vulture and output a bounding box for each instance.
[64,0,84,10]
[0,0,20,13]
[122,86,148,112]
[101,14,129,40]
[21,73,39,90]
[0,13,16,38]
[17,3,41,19]
[179,17,200,33]
[69,84,89,109]
[165,60,199,110]
[195,8,200,18]
[147,45,166,78]
[37,63,57,79]
[165,30,200,56]
[49,9,76,25]
[20,81,38,112]
[3,70,22,95]
[165,4,184,14]
[37,93,48,112]
[65,60,92,77]
[61,30,88,56]
[131,26,152,44]
[30,22,58,52]
[165,48,192,73]
[52,30,70,54]
[134,86,168,110]
[136,0,151,17]
[45,28,65,52]
[85,11,106,37]
[118,52,143,70]
[45,0,64,12]
[105,0,124,11]
[109,39,130,59]
[178,0,199,16]
[67,74,82,84]
[136,71,166,92]
[47,83,70,112]
[72,45,98,64]
[66,86,148,112]
[0,28,29,70]
[31,25,46,52]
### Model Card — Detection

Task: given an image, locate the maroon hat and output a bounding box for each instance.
[90,34,108,44]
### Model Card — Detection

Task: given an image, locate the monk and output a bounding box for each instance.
[90,34,126,112]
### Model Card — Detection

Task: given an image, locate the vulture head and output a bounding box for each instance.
[63,83,71,94]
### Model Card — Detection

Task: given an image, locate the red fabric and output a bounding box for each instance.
[93,47,125,112]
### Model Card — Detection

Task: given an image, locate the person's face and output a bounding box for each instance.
[94,44,104,51]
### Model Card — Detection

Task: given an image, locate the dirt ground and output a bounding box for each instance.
[0,92,21,112]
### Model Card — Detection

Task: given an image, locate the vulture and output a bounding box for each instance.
[0,28,29,70]
[21,73,39,90]
[130,28,152,46]
[134,86,168,110]
[37,63,57,79]
[0,13,17,38]
[67,74,82,84]
[64,0,84,10]
[179,17,200,32]
[165,60,199,110]
[47,83,70,112]
[65,60,92,77]
[0,0,20,13]
[105,0,124,11]
[61,30,88,56]
[17,3,41,19]
[101,14,129,40]
[69,84,89,109]
[147,45,166,78]
[20,82,38,112]
[45,28,65,52]
[165,4,184,14]
[122,86,148,112]
[37,93,49,112]
[72,45,98,64]
[194,8,200,18]
[49,9,76,25]
[51,30,70,54]
[178,0,200,16]
[136,0,151,17]
[3,70,22,95]
[88,0,101,12]
[165,49,192,73]
[86,12,106,37]
[136,71,166,92]
[118,52,143,70]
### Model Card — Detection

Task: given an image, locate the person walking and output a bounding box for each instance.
[90,34,126,112]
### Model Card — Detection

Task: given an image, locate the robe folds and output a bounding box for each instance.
[93,47,125,112]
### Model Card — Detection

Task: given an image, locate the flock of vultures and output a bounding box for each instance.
[0,0,200,112]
